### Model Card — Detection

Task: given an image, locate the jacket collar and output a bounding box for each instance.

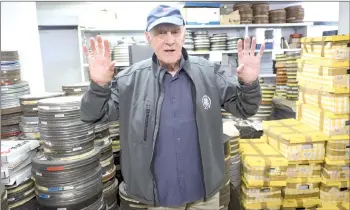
[151,47,191,77]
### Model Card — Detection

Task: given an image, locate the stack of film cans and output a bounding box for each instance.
[94,122,119,209]
[1,184,7,210]
[1,139,40,210]
[32,95,106,210]
[223,122,242,197]
[18,92,65,143]
[193,31,210,52]
[109,121,122,184]
[220,139,232,210]
[1,51,30,140]
[184,31,194,51]
[210,33,227,51]
[62,82,89,96]
[252,3,269,24]
[269,9,287,23]
[233,3,253,24]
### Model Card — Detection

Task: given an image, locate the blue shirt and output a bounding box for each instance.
[152,65,205,207]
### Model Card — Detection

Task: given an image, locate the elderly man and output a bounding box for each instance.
[81,4,264,210]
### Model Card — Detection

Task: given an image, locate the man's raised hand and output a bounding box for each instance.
[236,36,265,84]
[83,35,116,87]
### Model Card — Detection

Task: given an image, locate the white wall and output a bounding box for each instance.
[36,2,339,28]
[36,2,183,29]
[338,2,350,35]
[1,2,45,94]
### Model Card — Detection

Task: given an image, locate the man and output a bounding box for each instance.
[81,4,264,210]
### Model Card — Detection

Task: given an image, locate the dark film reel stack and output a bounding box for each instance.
[62,82,90,96]
[32,95,106,210]
[18,92,65,142]
[1,51,30,140]
[94,123,119,210]
[220,140,232,210]
[252,3,269,24]
[1,183,8,210]
[233,3,253,24]
[5,178,38,210]
[109,121,122,184]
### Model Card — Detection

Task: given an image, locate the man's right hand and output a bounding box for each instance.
[83,35,116,87]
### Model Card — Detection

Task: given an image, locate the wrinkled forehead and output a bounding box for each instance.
[151,23,183,32]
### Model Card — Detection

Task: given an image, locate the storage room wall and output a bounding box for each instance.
[2,1,343,92]
[1,2,45,94]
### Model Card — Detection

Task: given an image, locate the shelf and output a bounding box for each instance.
[280,48,302,52]
[259,74,276,77]
[187,48,301,55]
[80,22,313,32]
[188,49,274,55]
[80,27,144,32]
[186,25,246,29]
[245,22,313,28]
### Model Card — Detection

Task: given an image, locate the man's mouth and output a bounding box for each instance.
[164,49,175,52]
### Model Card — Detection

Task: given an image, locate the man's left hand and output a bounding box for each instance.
[236,36,265,85]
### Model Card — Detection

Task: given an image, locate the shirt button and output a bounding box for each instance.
[177,138,180,142]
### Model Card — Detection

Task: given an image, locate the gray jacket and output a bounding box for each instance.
[80,48,261,206]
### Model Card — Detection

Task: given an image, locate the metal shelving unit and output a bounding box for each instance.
[80,22,313,31]
[78,22,312,82]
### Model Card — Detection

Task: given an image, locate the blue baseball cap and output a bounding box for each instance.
[146,5,185,32]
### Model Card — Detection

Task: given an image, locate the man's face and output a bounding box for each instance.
[145,24,185,66]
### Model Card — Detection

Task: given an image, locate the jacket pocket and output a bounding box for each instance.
[129,100,153,144]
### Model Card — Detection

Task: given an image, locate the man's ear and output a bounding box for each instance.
[144,31,152,45]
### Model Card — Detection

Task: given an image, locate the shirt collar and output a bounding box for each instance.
[152,47,190,77]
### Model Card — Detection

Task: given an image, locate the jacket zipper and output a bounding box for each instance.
[150,71,165,206]
[185,70,207,202]
[144,105,151,142]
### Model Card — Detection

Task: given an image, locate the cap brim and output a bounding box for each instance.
[147,16,184,31]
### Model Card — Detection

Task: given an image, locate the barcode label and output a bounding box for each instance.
[299,184,309,190]
[302,144,313,149]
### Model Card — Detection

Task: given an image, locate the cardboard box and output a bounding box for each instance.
[301,35,350,62]
[240,141,288,187]
[220,10,240,25]
[181,7,220,25]
[263,119,328,162]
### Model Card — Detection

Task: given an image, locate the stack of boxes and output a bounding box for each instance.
[239,139,288,209]
[275,54,288,97]
[297,35,350,209]
[263,119,328,209]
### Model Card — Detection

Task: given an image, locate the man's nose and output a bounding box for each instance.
[165,32,175,45]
